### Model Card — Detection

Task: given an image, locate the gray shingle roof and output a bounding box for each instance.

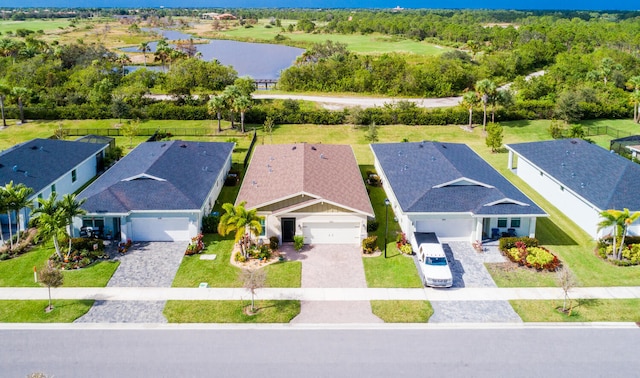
[79,141,234,213]
[506,138,640,211]
[371,142,545,215]
[0,138,108,194]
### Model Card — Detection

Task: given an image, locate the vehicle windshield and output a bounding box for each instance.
[425,257,447,266]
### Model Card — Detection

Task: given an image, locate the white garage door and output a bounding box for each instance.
[131,217,190,242]
[415,219,474,240]
[302,222,360,244]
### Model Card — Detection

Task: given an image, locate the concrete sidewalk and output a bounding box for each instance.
[2,286,640,301]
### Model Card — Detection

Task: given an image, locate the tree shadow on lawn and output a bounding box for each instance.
[536,217,578,246]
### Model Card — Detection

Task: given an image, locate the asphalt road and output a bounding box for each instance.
[3,325,638,377]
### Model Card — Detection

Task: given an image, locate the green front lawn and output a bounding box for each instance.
[510,299,640,322]
[163,300,300,323]
[371,300,433,322]
[171,234,302,288]
[0,300,94,322]
[0,242,119,287]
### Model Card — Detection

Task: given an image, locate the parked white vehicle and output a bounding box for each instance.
[416,233,453,288]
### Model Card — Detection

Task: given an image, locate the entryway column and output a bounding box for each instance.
[528,217,537,238]
[507,150,514,170]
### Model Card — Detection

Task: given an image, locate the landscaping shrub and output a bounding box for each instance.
[504,241,560,272]
[367,220,379,232]
[499,236,539,251]
[596,238,640,265]
[293,235,304,251]
[185,234,205,255]
[201,214,220,234]
[0,253,9,261]
[269,236,279,251]
[362,235,378,254]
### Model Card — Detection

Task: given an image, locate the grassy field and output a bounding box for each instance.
[171,233,302,288]
[371,300,433,322]
[0,300,94,322]
[0,19,72,34]
[163,300,300,322]
[510,299,640,322]
[0,242,119,287]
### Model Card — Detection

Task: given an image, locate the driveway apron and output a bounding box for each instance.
[426,242,522,323]
[285,244,382,324]
[75,241,187,323]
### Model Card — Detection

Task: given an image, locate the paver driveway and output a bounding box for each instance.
[76,241,187,323]
[284,244,382,324]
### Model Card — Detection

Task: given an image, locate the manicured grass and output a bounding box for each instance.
[510,299,640,322]
[485,263,558,287]
[0,300,94,322]
[163,300,300,323]
[0,19,72,34]
[171,233,302,288]
[0,242,119,287]
[371,300,433,323]
[363,254,423,288]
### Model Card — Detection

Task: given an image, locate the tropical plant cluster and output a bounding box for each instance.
[597,208,640,263]
[50,238,107,270]
[362,235,378,254]
[395,232,412,255]
[504,240,561,272]
[185,234,205,255]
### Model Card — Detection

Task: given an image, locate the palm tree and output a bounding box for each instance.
[460,90,479,129]
[475,79,496,131]
[492,89,514,123]
[630,90,640,124]
[222,85,241,129]
[11,87,30,124]
[2,181,18,250]
[10,184,34,244]
[0,190,7,247]
[31,193,65,260]
[139,42,150,67]
[0,83,10,127]
[207,95,226,132]
[597,209,640,260]
[218,201,263,259]
[234,95,252,133]
[615,208,640,260]
[154,39,170,71]
[116,54,131,78]
[59,194,86,258]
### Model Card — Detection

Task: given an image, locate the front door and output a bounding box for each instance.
[112,217,121,241]
[281,218,296,243]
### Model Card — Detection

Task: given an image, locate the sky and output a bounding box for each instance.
[2,0,637,11]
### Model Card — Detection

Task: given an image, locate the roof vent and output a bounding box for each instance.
[419,144,424,148]
[580,182,585,188]
[24,171,28,177]
[40,146,44,151]
[441,144,447,149]
[30,146,38,150]
[311,146,317,151]
[571,140,578,144]
[292,146,296,150]
[202,166,208,171]
[180,144,187,148]
[561,162,566,167]
[202,150,207,155]
[397,151,402,157]
[431,156,436,161]
[12,165,18,172]
[320,153,327,159]
[566,150,570,155]
[161,143,166,148]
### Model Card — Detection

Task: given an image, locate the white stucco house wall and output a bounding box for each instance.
[506,138,640,239]
[0,138,109,233]
[77,141,234,242]
[371,142,547,249]
[236,144,374,245]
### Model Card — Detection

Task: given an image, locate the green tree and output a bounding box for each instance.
[222,85,241,129]
[233,95,252,133]
[627,74,640,123]
[217,201,262,259]
[598,209,640,260]
[11,86,30,124]
[364,122,379,143]
[485,122,503,152]
[9,183,33,244]
[0,190,7,247]
[121,120,139,149]
[207,95,226,133]
[554,90,583,123]
[38,263,63,312]
[234,76,257,97]
[111,95,130,124]
[58,193,86,259]
[139,42,150,67]
[0,83,9,127]
[31,193,65,260]
[263,116,275,143]
[460,90,479,129]
[475,79,496,131]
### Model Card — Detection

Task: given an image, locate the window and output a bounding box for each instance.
[72,169,77,183]
[497,218,507,228]
[37,193,43,208]
[510,218,521,228]
[259,218,266,237]
[51,184,56,194]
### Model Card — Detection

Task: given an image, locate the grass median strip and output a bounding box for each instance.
[510,299,640,322]
[0,300,94,322]
[371,300,433,323]
[164,300,301,323]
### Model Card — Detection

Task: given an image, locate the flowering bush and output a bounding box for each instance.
[504,241,560,272]
[185,234,205,255]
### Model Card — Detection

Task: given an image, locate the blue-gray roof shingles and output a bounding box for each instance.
[371,142,545,216]
[0,138,107,194]
[80,141,234,213]
[507,138,640,211]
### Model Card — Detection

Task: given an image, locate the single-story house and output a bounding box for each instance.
[77,141,234,242]
[371,141,547,248]
[506,138,640,239]
[236,143,374,245]
[0,138,109,233]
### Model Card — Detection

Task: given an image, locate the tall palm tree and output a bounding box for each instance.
[10,184,34,244]
[0,83,10,127]
[2,181,17,250]
[154,39,170,71]
[597,209,640,260]
[475,79,496,131]
[615,208,640,260]
[460,90,479,129]
[217,201,262,259]
[31,193,65,260]
[630,90,640,124]
[222,85,241,129]
[59,193,86,258]
[11,87,30,124]
[207,95,226,132]
[138,42,150,67]
[0,190,7,247]
[234,95,252,133]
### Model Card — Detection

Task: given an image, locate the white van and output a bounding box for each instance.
[416,233,453,288]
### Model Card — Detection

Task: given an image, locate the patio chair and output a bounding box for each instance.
[507,228,517,237]
[490,228,501,240]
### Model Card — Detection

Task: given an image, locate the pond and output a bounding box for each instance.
[121,28,304,80]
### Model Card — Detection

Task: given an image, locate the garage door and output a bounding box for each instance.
[415,219,474,240]
[131,217,190,242]
[302,222,360,244]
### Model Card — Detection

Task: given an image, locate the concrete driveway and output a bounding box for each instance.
[284,244,382,324]
[76,241,187,323]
